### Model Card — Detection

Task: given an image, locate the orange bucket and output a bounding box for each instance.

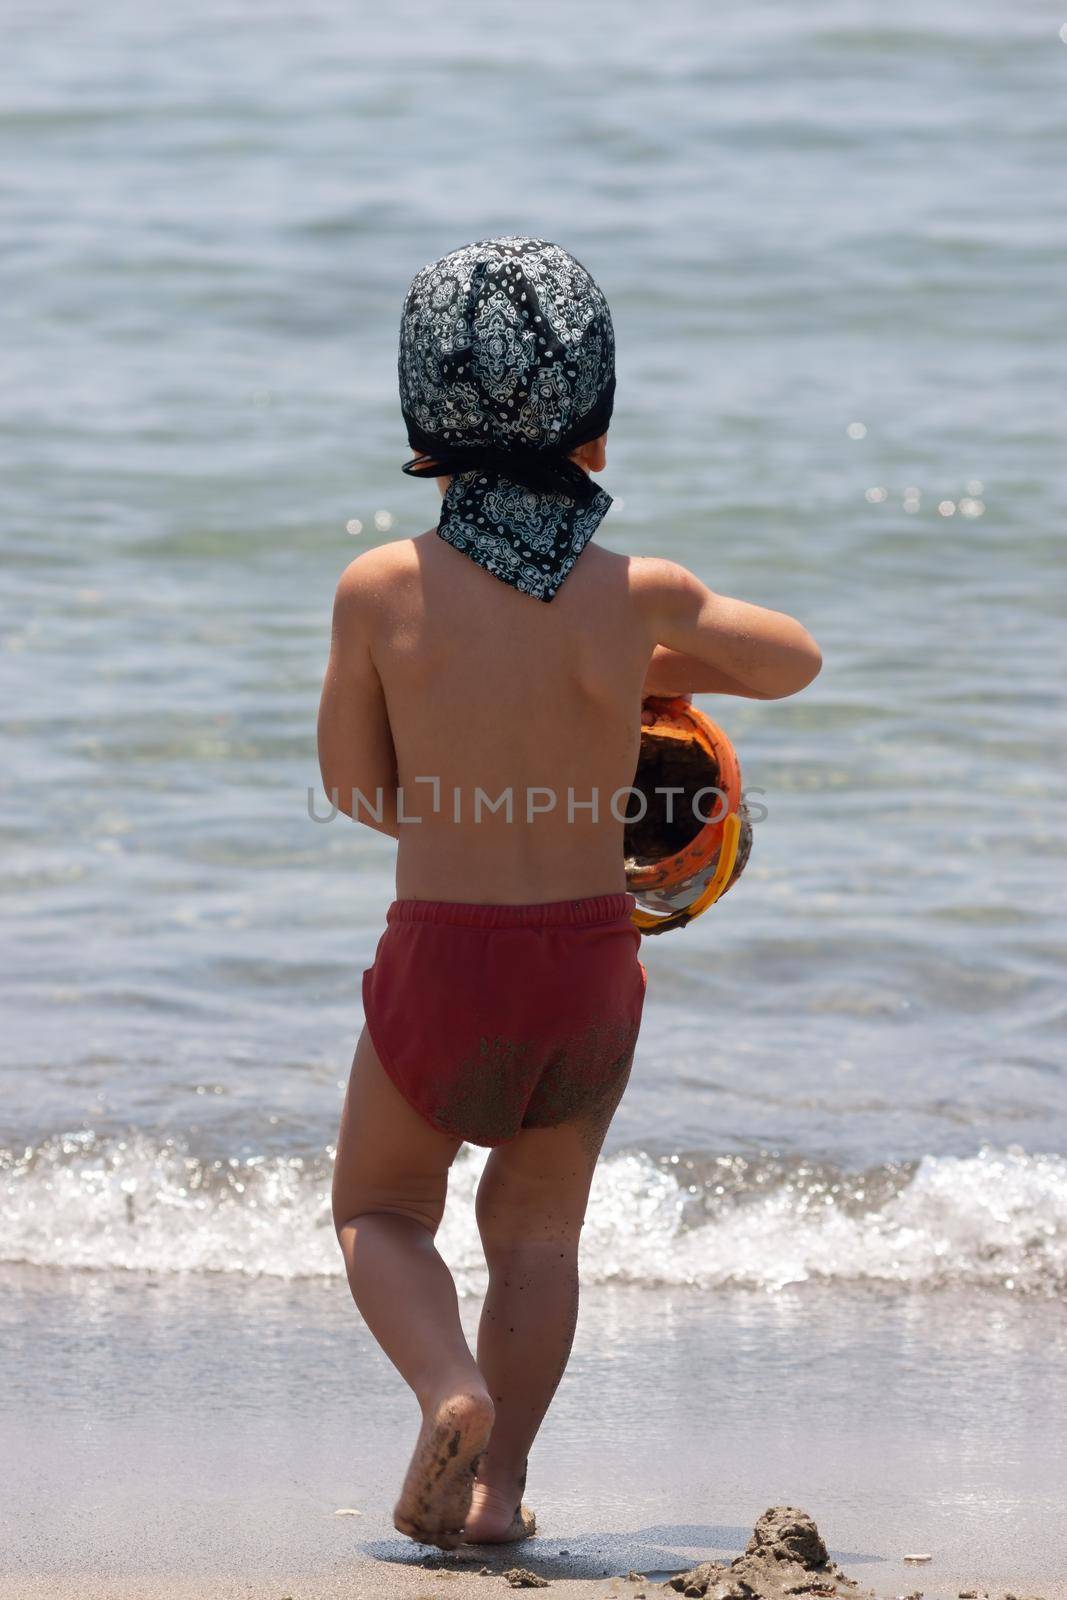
[625,696,752,934]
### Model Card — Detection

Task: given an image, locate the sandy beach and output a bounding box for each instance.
[7,1512,1065,1600]
[4,1268,1066,1600]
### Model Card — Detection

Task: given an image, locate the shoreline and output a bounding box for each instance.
[3,1267,1066,1598]
[5,1528,1065,1600]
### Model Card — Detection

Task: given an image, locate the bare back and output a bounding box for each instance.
[319,520,820,905]
[366,532,654,903]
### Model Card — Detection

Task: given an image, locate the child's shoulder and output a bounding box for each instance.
[333,536,421,604]
[578,545,692,588]
[623,553,708,618]
[627,552,700,588]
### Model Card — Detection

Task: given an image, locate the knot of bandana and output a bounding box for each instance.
[398,236,616,602]
[401,443,603,507]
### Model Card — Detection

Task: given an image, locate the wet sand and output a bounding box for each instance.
[4,1268,1066,1600]
[6,1512,1065,1600]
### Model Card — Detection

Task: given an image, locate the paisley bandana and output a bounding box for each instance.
[398,236,615,602]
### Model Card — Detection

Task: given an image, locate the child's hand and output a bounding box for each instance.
[641,689,692,726]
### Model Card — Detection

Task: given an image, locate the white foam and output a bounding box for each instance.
[2,1133,1065,1295]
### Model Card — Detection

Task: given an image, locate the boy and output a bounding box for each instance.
[317,237,820,1551]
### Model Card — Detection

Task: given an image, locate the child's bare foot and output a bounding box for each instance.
[393,1389,495,1550]
[461,1465,537,1544]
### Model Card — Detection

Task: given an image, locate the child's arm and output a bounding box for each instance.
[643,645,762,699]
[317,557,400,837]
[636,557,822,700]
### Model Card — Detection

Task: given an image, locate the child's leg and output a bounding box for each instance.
[464,1078,630,1543]
[332,1028,493,1549]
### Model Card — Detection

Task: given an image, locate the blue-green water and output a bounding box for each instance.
[2,0,1066,1294]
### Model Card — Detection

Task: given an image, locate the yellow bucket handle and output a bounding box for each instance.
[631,811,742,936]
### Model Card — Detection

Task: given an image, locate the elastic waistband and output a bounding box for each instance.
[387,893,635,930]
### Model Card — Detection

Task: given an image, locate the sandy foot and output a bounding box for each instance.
[393,1391,495,1550]
[462,1502,537,1545]
[462,1476,537,1544]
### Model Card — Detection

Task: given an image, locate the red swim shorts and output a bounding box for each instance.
[361,894,647,1147]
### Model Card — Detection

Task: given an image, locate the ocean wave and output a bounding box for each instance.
[2,1132,1065,1295]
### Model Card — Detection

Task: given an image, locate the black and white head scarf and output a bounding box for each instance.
[398,236,615,602]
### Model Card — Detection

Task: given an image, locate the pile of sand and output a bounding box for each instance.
[665,1505,866,1600]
